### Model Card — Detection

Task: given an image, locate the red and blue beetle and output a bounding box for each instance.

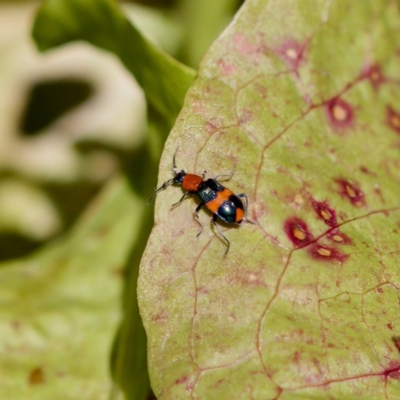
[149,149,253,255]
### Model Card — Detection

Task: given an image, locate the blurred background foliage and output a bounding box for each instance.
[0,1,241,399]
[0,0,242,261]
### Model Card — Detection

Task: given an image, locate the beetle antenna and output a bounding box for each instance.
[172,147,179,175]
[147,178,175,204]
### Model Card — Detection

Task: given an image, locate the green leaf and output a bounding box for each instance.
[32,0,196,130]
[139,0,400,398]
[32,2,198,399]
[178,0,238,68]
[0,177,142,400]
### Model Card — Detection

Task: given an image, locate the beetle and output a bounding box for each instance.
[148,149,253,255]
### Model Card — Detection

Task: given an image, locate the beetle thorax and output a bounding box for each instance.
[182,174,203,192]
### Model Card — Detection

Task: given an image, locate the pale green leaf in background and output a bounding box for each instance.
[0,178,141,400]
[27,0,197,399]
[32,0,196,132]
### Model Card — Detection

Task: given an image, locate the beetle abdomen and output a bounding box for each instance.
[216,195,245,223]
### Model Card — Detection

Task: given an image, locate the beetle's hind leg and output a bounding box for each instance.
[212,215,231,256]
[237,193,257,224]
[214,162,237,182]
[194,202,205,237]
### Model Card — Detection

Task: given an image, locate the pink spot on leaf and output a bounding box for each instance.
[309,198,337,227]
[362,63,386,90]
[175,376,189,385]
[276,39,307,71]
[283,217,313,248]
[308,244,348,264]
[336,179,365,207]
[218,59,236,75]
[325,97,354,129]
[327,229,352,245]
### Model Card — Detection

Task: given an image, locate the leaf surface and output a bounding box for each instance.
[139,1,400,398]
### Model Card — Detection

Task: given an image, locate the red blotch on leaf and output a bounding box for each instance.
[310,198,337,227]
[325,97,354,129]
[175,375,189,385]
[218,59,236,75]
[383,361,400,380]
[336,179,365,207]
[327,229,352,245]
[386,106,400,134]
[276,39,307,71]
[308,244,348,264]
[362,63,386,90]
[284,217,313,248]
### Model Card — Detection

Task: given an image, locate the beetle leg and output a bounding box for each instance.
[237,193,248,210]
[237,193,257,224]
[212,215,230,256]
[214,162,237,182]
[193,202,205,237]
[171,192,191,209]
